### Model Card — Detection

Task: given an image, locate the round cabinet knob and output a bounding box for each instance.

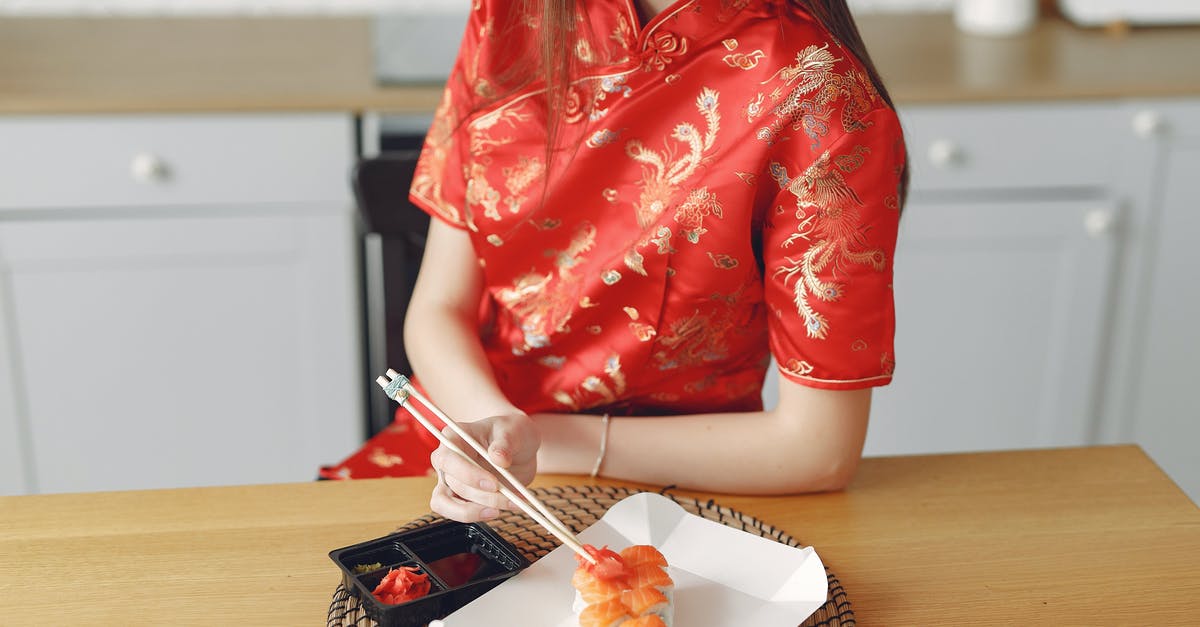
[130,153,170,184]
[1132,110,1167,139]
[927,139,965,169]
[1084,209,1116,239]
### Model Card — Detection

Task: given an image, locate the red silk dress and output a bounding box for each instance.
[321,0,905,480]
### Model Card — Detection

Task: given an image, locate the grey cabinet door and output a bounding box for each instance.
[865,197,1119,455]
[0,209,363,493]
[1128,105,1200,502]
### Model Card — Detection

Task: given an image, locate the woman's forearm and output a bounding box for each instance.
[533,389,870,494]
[404,305,520,423]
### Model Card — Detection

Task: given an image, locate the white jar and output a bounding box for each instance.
[954,0,1039,37]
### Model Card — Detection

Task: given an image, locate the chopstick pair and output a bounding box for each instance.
[376,370,598,566]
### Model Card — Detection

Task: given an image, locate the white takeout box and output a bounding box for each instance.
[434,492,828,627]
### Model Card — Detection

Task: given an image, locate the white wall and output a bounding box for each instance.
[0,0,952,16]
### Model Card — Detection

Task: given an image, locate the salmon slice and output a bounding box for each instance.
[619,545,668,569]
[578,599,632,627]
[572,568,624,604]
[620,586,669,616]
[625,564,673,590]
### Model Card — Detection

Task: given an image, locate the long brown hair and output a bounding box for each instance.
[512,0,907,205]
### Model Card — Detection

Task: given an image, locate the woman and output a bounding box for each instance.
[404,0,907,522]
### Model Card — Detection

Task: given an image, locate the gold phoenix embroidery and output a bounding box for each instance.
[773,146,887,340]
[623,87,722,273]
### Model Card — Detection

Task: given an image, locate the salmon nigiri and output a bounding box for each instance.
[573,544,674,627]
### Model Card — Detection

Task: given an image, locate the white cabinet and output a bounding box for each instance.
[1117,101,1200,502]
[860,99,1200,504]
[0,113,364,494]
[865,104,1127,456]
[867,197,1119,455]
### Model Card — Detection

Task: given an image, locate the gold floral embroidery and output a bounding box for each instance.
[707,252,739,269]
[782,359,815,377]
[412,82,464,224]
[630,322,657,341]
[644,31,688,72]
[465,162,502,221]
[368,447,404,468]
[773,146,888,340]
[496,223,597,353]
[601,269,622,285]
[587,129,621,148]
[502,156,544,213]
[467,106,542,222]
[650,226,676,254]
[611,14,634,50]
[723,50,764,70]
[575,37,596,64]
[673,187,724,243]
[538,355,566,369]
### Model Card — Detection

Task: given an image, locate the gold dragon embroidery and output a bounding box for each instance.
[747,44,880,148]
[496,222,598,354]
[552,354,628,411]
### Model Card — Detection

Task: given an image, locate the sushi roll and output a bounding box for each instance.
[573,544,673,627]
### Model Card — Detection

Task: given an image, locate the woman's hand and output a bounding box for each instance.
[429,413,541,522]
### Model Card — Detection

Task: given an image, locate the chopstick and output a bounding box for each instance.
[376,370,597,565]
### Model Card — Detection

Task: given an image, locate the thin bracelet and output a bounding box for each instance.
[590,413,611,479]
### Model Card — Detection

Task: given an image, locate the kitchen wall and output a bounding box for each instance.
[0,0,953,15]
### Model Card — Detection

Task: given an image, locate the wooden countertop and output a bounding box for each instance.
[1,445,1197,625]
[1,14,1199,115]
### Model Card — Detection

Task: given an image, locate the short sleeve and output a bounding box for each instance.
[408,6,487,230]
[762,107,906,390]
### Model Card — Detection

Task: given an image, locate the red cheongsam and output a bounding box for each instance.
[321,0,905,480]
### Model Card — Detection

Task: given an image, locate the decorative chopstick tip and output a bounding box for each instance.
[378,370,412,403]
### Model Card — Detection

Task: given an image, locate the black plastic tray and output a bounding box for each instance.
[329,521,529,627]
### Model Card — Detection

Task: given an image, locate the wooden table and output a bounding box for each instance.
[1,446,1197,625]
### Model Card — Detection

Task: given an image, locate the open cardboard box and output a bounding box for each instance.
[433,493,827,626]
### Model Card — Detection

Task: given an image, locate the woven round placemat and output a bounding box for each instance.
[328,485,854,626]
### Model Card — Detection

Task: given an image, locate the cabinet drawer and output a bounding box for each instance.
[899,103,1123,193]
[0,113,355,210]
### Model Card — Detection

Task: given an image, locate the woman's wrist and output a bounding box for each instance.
[531,413,608,476]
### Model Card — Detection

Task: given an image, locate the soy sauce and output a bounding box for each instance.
[425,552,487,588]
